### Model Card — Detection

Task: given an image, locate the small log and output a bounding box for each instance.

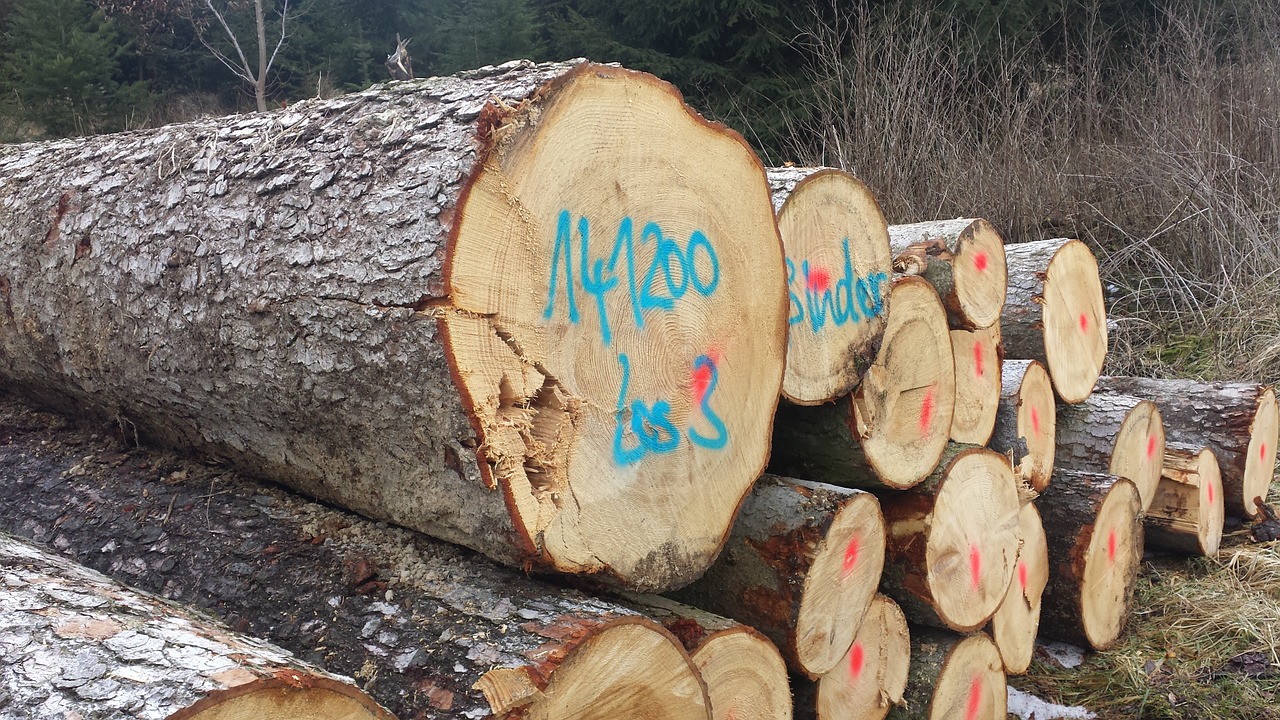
[987,502,1049,675]
[1145,442,1225,557]
[878,447,1021,632]
[1037,471,1143,650]
[770,277,956,489]
[1001,239,1107,404]
[0,532,394,720]
[768,167,893,404]
[616,594,792,720]
[802,594,910,720]
[1054,393,1165,511]
[888,218,1008,330]
[1094,377,1278,519]
[669,474,886,678]
[886,628,1006,720]
[0,59,789,592]
[989,360,1056,492]
[0,394,711,720]
[949,324,1003,445]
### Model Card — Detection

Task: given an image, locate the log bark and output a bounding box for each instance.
[1054,393,1165,511]
[798,594,910,720]
[614,594,792,720]
[770,277,955,489]
[1036,471,1143,650]
[768,167,892,404]
[887,219,1008,330]
[987,502,1049,675]
[668,474,886,678]
[0,392,712,720]
[878,447,1021,632]
[885,628,1006,720]
[0,531,395,720]
[989,360,1056,493]
[0,59,789,593]
[1094,377,1278,519]
[1145,442,1224,557]
[949,324,1002,445]
[1000,239,1107,404]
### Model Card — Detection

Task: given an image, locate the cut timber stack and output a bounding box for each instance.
[0,60,789,592]
[768,167,892,404]
[1001,239,1107,404]
[1054,392,1166,510]
[0,532,394,720]
[888,218,1008,331]
[771,277,956,489]
[887,628,1007,720]
[0,395,713,720]
[1145,442,1225,557]
[989,359,1056,492]
[670,475,886,679]
[1095,377,1279,518]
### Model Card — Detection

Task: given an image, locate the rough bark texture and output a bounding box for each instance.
[1144,442,1224,557]
[1095,377,1278,519]
[669,474,885,678]
[1036,471,1143,650]
[885,629,1006,720]
[1000,239,1106,404]
[0,392,711,720]
[989,360,1056,493]
[0,58,788,593]
[887,219,1007,331]
[877,447,1020,633]
[1054,393,1164,511]
[0,531,394,720]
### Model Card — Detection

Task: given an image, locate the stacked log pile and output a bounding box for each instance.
[0,60,1277,720]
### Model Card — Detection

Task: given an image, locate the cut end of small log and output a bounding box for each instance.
[888,218,1008,330]
[1146,444,1225,557]
[1036,240,1106,403]
[817,594,910,720]
[989,503,1049,675]
[771,168,892,405]
[854,277,956,489]
[1004,360,1056,492]
[690,628,792,720]
[929,633,1007,720]
[1080,476,1143,650]
[1109,399,1166,512]
[1244,387,1278,517]
[444,63,787,591]
[949,325,1003,445]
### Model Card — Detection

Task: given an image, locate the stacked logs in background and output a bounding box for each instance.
[0,60,1277,720]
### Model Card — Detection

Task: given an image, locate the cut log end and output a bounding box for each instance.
[888,218,1008,330]
[1146,445,1225,557]
[1244,387,1279,517]
[816,595,910,720]
[855,277,956,489]
[443,64,787,591]
[773,169,892,404]
[1109,400,1166,512]
[1080,478,1143,650]
[1037,240,1107,403]
[949,325,1002,445]
[1005,360,1055,492]
[989,503,1049,675]
[690,628,792,720]
[928,634,1007,720]
[176,682,393,720]
[796,490,888,674]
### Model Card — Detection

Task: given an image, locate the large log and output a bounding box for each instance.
[987,502,1049,675]
[1054,392,1165,511]
[0,393,712,720]
[949,324,1002,445]
[1037,471,1143,650]
[669,474,886,678]
[0,532,394,720]
[801,594,910,720]
[888,218,1008,330]
[989,360,1056,492]
[878,447,1021,632]
[1094,377,1278,519]
[1145,442,1225,557]
[0,60,788,593]
[770,277,955,489]
[886,629,1006,720]
[1000,239,1107,404]
[768,167,892,404]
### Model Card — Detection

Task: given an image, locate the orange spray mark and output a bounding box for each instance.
[691,362,713,404]
[1030,406,1041,435]
[1079,313,1089,333]
[965,675,984,720]
[969,544,982,589]
[1107,530,1118,564]
[1147,435,1157,460]
[842,535,860,580]
[973,341,985,379]
[1208,480,1215,506]
[807,267,831,293]
[973,250,989,272]
[1018,561,1028,591]
[919,385,935,434]
[848,642,865,679]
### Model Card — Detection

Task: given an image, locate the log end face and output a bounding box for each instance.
[691,628,791,720]
[1242,387,1278,518]
[928,633,1007,720]
[949,325,1002,445]
[1109,400,1166,512]
[1080,478,1143,650]
[989,503,1049,675]
[817,594,909,720]
[1017,361,1057,492]
[950,219,1008,330]
[1040,240,1107,404]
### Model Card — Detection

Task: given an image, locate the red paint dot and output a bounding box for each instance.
[1030,406,1041,435]
[1208,480,1215,506]
[1018,561,1029,591]
[807,266,831,293]
[973,250,989,272]
[842,535,860,580]
[848,642,865,679]
[919,385,935,434]
[1107,530,1118,564]
[691,363,713,403]
[969,544,982,590]
[965,675,984,720]
[973,342,985,379]
[1079,313,1089,333]
[1146,435,1157,460]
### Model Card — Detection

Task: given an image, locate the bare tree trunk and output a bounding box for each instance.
[254,0,268,112]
